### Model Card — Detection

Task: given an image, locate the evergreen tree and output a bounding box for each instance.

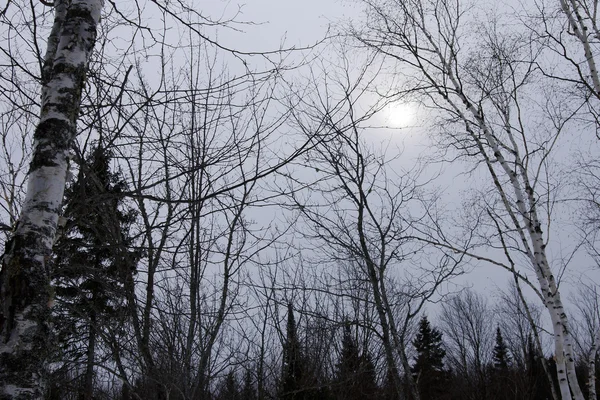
[525,335,555,400]
[381,366,401,400]
[493,327,510,371]
[241,369,257,400]
[51,146,138,400]
[281,303,305,400]
[334,323,378,400]
[358,352,379,398]
[412,315,447,400]
[216,371,241,400]
[490,327,512,400]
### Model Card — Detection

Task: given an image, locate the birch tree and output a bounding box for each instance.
[351,0,585,398]
[0,0,325,395]
[536,0,600,105]
[0,1,103,398]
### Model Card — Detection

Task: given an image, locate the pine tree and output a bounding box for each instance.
[216,371,241,400]
[51,146,138,400]
[281,303,305,400]
[412,315,447,400]
[334,323,378,400]
[241,369,257,400]
[493,327,510,371]
[490,327,512,400]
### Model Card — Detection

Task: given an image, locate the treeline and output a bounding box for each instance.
[36,146,598,400]
[45,296,599,400]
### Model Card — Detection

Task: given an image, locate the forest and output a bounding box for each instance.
[1,0,600,399]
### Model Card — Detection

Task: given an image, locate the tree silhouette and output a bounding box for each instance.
[240,369,257,400]
[281,303,305,400]
[490,327,512,400]
[493,327,510,372]
[51,146,138,400]
[526,335,556,400]
[334,323,379,399]
[216,371,241,400]
[412,316,447,400]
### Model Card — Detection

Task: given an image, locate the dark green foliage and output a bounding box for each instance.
[413,316,446,373]
[49,146,138,398]
[216,372,241,400]
[412,315,448,400]
[493,327,510,371]
[333,323,379,400]
[279,304,334,400]
[281,303,305,400]
[54,146,138,312]
[489,327,511,400]
[380,367,401,400]
[525,336,556,400]
[576,354,600,400]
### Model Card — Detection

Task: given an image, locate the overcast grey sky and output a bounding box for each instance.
[211,0,361,50]
[207,0,600,287]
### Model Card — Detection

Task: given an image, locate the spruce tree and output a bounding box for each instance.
[281,303,305,400]
[334,323,379,399]
[493,327,510,371]
[490,327,512,400]
[216,371,241,400]
[241,369,257,400]
[412,315,447,400]
[51,146,138,399]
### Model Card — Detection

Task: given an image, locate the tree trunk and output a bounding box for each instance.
[0,1,103,398]
[558,0,600,99]
[589,330,600,400]
[416,21,583,398]
[83,310,96,400]
[511,276,559,400]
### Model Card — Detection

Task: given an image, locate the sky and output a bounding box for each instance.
[188,0,600,302]
[208,0,361,50]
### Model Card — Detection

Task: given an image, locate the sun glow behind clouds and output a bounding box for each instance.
[386,102,417,127]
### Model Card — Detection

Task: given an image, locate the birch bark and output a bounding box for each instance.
[354,1,585,398]
[588,329,600,400]
[558,0,600,99]
[0,1,103,398]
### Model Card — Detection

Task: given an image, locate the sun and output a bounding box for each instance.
[386,102,417,127]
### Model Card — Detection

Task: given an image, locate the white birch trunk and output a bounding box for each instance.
[559,0,600,98]
[589,329,600,400]
[358,1,589,398]
[465,83,581,400]
[400,5,583,398]
[0,1,103,398]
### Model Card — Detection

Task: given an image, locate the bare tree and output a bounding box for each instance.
[0,0,329,396]
[533,0,600,107]
[350,1,588,398]
[0,86,32,245]
[572,282,600,400]
[284,53,463,399]
[440,289,494,400]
